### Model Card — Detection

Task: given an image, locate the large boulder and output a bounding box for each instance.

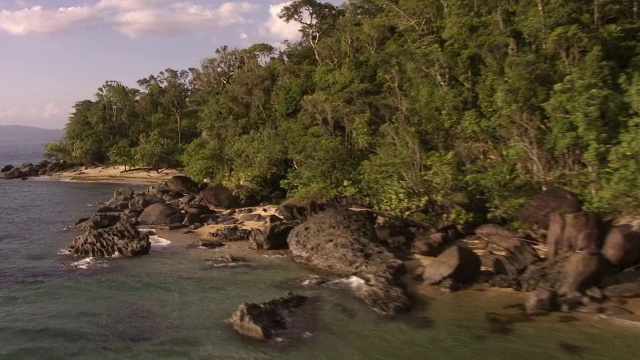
[1,164,13,172]
[601,225,640,268]
[106,186,135,208]
[67,215,150,257]
[525,288,557,315]
[517,187,582,229]
[287,208,409,315]
[421,245,481,285]
[128,194,163,210]
[201,183,241,209]
[603,283,640,298]
[208,226,252,242]
[137,203,184,225]
[547,212,603,260]
[77,213,122,231]
[492,242,539,279]
[249,222,293,250]
[231,292,307,341]
[558,252,608,295]
[166,175,201,195]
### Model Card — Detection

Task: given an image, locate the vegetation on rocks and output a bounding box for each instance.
[45,0,640,224]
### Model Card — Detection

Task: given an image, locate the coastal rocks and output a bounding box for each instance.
[603,282,640,298]
[276,201,326,222]
[128,194,163,210]
[249,222,293,250]
[137,203,184,225]
[517,187,582,229]
[167,175,201,195]
[1,160,75,179]
[287,208,409,315]
[525,289,557,315]
[601,225,640,268]
[420,245,481,287]
[67,215,150,257]
[492,242,540,279]
[208,226,252,242]
[558,252,608,295]
[547,212,602,260]
[201,183,241,209]
[230,292,307,341]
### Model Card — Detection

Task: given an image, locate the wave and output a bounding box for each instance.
[149,235,171,247]
[66,257,109,270]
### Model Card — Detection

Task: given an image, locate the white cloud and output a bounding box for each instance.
[0,1,259,36]
[239,32,248,40]
[0,5,97,35]
[259,2,301,42]
[110,2,258,37]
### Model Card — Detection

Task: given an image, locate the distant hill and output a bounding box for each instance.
[0,125,64,145]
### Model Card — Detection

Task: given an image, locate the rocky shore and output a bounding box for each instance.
[7,165,638,341]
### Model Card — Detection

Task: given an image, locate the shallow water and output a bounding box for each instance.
[0,178,639,359]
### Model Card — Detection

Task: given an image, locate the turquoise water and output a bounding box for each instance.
[1,172,639,358]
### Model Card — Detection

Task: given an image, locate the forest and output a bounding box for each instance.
[45,0,640,225]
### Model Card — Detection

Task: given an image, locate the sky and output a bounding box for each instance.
[0,0,342,129]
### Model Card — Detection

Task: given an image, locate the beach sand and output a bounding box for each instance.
[44,165,183,184]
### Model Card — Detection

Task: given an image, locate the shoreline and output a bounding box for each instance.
[42,165,183,185]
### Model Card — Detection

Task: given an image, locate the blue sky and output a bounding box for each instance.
[0,0,341,129]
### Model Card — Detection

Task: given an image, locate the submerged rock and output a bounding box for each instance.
[67,215,150,257]
[525,289,557,315]
[230,292,307,341]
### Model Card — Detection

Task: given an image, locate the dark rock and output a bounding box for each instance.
[411,232,452,256]
[601,225,640,268]
[1,164,13,172]
[67,215,150,257]
[547,212,603,260]
[475,224,523,250]
[231,292,307,341]
[112,186,134,201]
[492,242,539,279]
[277,201,326,222]
[128,194,163,210]
[603,282,640,298]
[208,226,252,242]
[488,274,519,289]
[249,222,293,250]
[183,213,201,226]
[183,203,212,215]
[201,183,241,209]
[287,208,409,315]
[517,187,582,229]
[421,245,481,286]
[559,252,608,295]
[138,203,184,225]
[167,175,201,195]
[200,240,225,249]
[78,213,122,231]
[585,286,605,301]
[525,289,557,315]
[239,213,264,222]
[96,205,121,213]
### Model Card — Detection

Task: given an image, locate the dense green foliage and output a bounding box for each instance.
[47,0,640,222]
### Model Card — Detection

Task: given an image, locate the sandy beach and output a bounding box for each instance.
[43,165,183,184]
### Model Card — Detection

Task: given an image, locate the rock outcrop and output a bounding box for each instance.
[249,222,293,250]
[601,225,640,268]
[201,183,241,209]
[67,215,150,257]
[287,208,409,315]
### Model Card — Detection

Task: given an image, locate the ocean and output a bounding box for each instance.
[1,143,639,359]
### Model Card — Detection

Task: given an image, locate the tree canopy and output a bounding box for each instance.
[47,0,640,223]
